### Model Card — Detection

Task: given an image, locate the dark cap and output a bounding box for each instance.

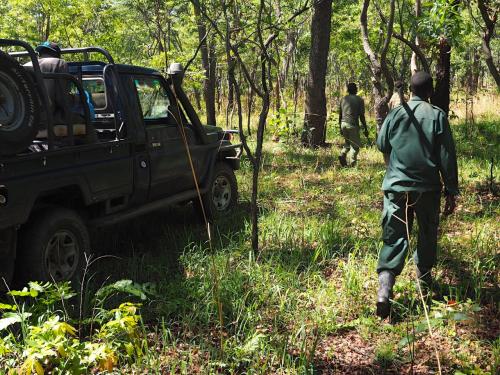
[410,71,433,97]
[35,41,62,57]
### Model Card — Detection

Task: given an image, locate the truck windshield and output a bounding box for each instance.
[134,77,171,121]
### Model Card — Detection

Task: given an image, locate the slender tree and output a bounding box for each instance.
[411,0,422,75]
[360,0,395,130]
[477,0,500,89]
[431,36,453,114]
[193,1,217,125]
[302,0,333,147]
[430,0,462,115]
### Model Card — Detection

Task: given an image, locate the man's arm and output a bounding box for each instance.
[359,98,369,139]
[436,111,459,214]
[376,113,392,155]
[437,112,459,196]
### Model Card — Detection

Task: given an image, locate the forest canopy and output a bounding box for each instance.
[1,0,498,111]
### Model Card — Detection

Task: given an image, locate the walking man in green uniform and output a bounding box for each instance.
[375,72,459,319]
[338,83,369,167]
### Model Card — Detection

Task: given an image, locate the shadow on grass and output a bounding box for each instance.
[261,143,385,174]
[438,246,500,307]
[87,202,248,286]
[261,149,338,173]
[382,245,500,342]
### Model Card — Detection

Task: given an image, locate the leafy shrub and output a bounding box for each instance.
[0,280,152,374]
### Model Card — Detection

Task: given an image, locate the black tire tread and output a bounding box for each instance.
[0,50,40,155]
[15,207,89,287]
[196,162,238,221]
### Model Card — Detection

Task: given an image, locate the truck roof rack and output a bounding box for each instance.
[0,39,98,150]
[7,46,115,65]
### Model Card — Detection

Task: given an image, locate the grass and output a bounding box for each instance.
[1,110,498,373]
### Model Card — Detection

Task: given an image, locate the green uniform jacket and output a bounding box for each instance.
[377,96,459,195]
[340,94,365,128]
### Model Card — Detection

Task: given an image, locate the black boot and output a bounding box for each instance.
[376,271,395,319]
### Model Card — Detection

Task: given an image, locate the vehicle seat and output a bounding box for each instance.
[36,124,87,138]
[91,93,106,109]
[22,66,92,140]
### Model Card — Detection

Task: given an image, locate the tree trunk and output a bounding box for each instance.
[410,0,422,75]
[193,88,202,110]
[431,37,451,115]
[247,69,257,136]
[207,43,217,123]
[193,2,217,125]
[251,63,271,253]
[360,0,395,131]
[373,85,390,131]
[302,0,333,147]
[477,0,500,89]
[468,50,481,94]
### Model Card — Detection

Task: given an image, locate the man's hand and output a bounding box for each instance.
[443,194,457,216]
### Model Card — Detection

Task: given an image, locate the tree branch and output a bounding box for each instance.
[360,0,380,70]
[184,24,211,72]
[380,0,396,98]
[190,0,265,97]
[392,32,430,73]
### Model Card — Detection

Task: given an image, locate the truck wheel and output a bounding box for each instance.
[16,208,89,288]
[0,51,39,156]
[196,162,238,220]
[0,228,17,291]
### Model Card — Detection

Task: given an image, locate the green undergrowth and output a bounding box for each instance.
[0,117,498,374]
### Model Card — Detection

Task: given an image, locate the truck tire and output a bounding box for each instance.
[0,228,17,291]
[15,208,89,288]
[0,50,40,156]
[195,162,238,221]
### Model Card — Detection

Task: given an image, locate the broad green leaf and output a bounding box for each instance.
[0,303,16,311]
[0,312,32,330]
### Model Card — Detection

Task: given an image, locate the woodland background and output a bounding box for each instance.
[0,0,499,374]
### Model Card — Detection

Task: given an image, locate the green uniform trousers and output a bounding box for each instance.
[377,191,441,276]
[340,122,361,166]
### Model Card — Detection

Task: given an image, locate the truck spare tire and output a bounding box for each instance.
[0,50,39,156]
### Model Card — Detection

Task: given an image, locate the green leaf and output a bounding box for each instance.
[452,312,469,322]
[8,287,39,298]
[398,335,416,348]
[0,303,16,311]
[95,280,150,301]
[0,312,31,330]
[242,333,266,355]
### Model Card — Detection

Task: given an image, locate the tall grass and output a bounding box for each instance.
[1,114,498,373]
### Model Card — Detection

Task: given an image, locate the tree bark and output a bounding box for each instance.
[477,0,500,89]
[411,0,422,75]
[431,37,451,115]
[360,0,395,131]
[302,0,333,147]
[193,2,217,124]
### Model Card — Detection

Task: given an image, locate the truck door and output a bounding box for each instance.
[132,75,192,199]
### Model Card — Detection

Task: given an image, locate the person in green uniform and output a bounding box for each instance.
[375,71,459,319]
[338,83,369,167]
